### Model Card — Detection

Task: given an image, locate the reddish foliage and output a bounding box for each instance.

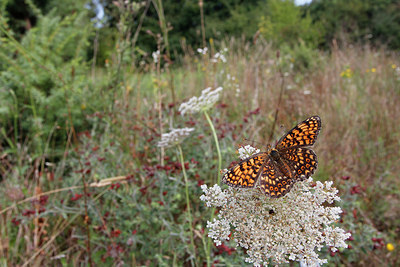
[372,237,385,249]
[352,208,357,219]
[71,193,83,201]
[22,209,36,217]
[38,195,49,205]
[110,183,121,190]
[111,229,122,238]
[139,186,148,195]
[11,217,21,226]
[215,243,235,255]
[350,185,364,194]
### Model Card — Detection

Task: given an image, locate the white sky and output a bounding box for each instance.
[295,0,312,5]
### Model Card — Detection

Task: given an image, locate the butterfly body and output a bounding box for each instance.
[222,116,321,198]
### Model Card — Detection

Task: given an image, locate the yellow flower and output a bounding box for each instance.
[341,68,353,78]
[387,243,394,251]
[371,68,376,73]
[81,103,86,110]
[391,64,397,69]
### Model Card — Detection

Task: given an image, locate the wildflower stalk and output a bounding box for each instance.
[203,111,222,184]
[203,110,222,267]
[269,64,286,143]
[177,144,197,265]
[177,87,223,267]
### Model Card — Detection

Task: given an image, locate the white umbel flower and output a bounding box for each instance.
[200,178,351,266]
[178,87,223,116]
[152,50,160,63]
[197,47,208,55]
[238,145,261,160]
[157,128,194,147]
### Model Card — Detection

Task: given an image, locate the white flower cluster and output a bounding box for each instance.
[197,47,208,55]
[211,48,228,63]
[237,145,261,160]
[200,178,351,266]
[157,128,194,147]
[152,50,160,63]
[178,87,223,116]
[200,184,228,207]
[395,65,400,81]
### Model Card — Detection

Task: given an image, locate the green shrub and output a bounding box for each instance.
[258,0,324,49]
[0,9,95,159]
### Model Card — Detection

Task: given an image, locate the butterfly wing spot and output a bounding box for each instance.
[276,116,321,150]
[260,162,296,198]
[222,153,267,188]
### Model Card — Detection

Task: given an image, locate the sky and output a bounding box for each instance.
[295,0,312,5]
[91,0,313,25]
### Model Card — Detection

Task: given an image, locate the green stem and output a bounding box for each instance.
[177,145,197,266]
[203,111,222,184]
[203,110,222,267]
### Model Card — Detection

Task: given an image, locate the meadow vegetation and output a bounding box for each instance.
[1,0,399,266]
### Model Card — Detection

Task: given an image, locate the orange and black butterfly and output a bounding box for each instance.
[222,116,321,198]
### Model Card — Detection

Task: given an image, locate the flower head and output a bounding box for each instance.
[238,145,260,160]
[197,47,208,55]
[211,49,228,63]
[178,87,223,116]
[387,243,395,252]
[157,128,194,148]
[152,50,160,63]
[200,178,350,266]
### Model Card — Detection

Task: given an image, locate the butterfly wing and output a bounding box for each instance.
[279,147,318,181]
[260,159,295,198]
[276,116,321,150]
[222,152,267,188]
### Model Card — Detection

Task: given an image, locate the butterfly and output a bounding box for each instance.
[222,116,321,198]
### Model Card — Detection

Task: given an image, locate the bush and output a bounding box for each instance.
[0,9,96,159]
[258,0,324,49]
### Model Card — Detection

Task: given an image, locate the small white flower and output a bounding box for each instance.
[200,184,228,207]
[197,47,208,55]
[237,145,260,160]
[157,128,194,147]
[211,50,227,63]
[152,50,160,63]
[207,218,231,246]
[178,87,223,116]
[200,178,350,266]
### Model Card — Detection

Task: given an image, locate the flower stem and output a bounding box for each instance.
[203,111,222,184]
[177,144,197,265]
[203,110,222,267]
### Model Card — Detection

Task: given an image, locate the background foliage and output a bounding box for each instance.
[0,0,399,266]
